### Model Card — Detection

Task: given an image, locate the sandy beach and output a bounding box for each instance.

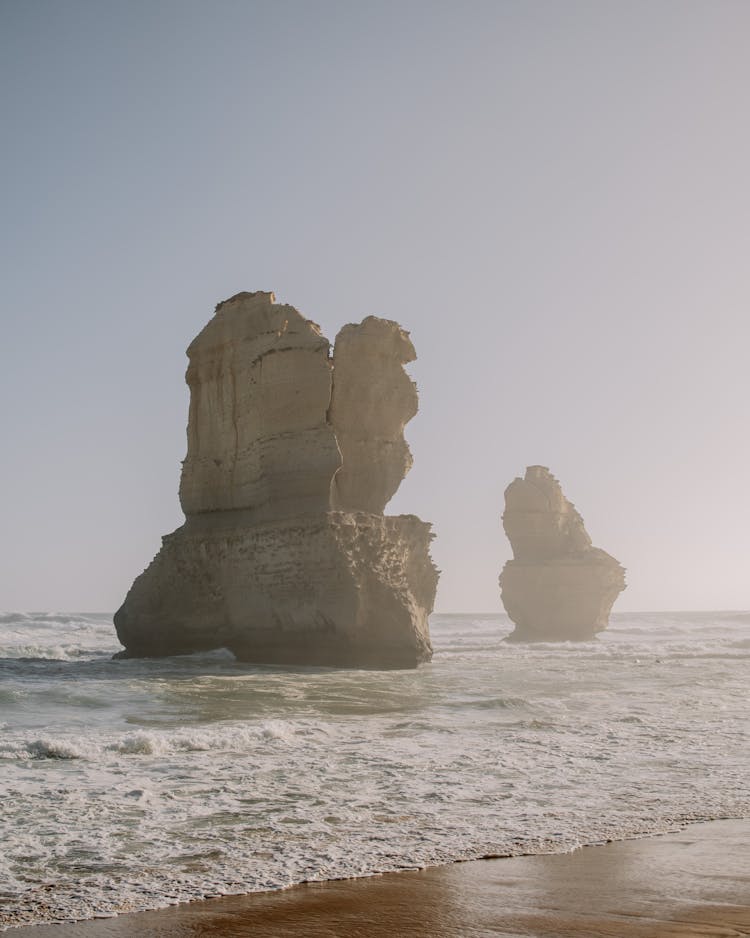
[7,819,749,937]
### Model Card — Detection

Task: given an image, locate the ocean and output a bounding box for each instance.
[1,611,748,930]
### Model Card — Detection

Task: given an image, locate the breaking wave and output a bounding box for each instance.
[1,611,748,930]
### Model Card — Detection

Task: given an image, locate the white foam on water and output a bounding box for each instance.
[0,612,121,661]
[1,611,748,929]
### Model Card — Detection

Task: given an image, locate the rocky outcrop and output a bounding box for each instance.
[115,292,438,668]
[329,317,418,514]
[178,292,340,521]
[499,466,625,641]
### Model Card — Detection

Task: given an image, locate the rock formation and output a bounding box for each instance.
[114,292,438,668]
[499,466,625,641]
[329,318,418,514]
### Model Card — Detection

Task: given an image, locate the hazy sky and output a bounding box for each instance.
[2,0,750,613]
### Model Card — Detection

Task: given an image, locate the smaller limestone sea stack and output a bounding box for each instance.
[114,292,438,668]
[499,466,625,641]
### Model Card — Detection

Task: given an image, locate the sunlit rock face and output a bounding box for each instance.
[499,466,625,641]
[178,292,340,521]
[115,292,438,668]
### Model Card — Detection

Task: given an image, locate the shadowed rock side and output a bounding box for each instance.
[499,466,625,641]
[329,317,418,513]
[115,292,438,668]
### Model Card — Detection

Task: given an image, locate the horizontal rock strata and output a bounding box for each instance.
[115,292,438,668]
[115,513,435,668]
[499,466,625,641]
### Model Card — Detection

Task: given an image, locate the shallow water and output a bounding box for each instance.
[1,611,748,928]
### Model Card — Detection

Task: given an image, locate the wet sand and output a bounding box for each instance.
[10,819,750,937]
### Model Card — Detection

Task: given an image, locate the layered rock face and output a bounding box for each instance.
[178,293,340,521]
[499,466,625,641]
[115,292,438,668]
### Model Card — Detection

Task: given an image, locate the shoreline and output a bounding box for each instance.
[6,818,750,936]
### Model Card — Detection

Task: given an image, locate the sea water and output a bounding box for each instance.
[0,611,748,929]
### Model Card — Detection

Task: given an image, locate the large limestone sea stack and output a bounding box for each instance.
[499,466,625,641]
[114,292,438,668]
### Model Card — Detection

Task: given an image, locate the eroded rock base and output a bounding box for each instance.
[114,512,437,669]
[500,555,624,642]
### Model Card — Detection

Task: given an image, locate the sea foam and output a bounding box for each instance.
[1,611,748,930]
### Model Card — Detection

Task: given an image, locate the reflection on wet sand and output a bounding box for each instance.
[11,819,750,937]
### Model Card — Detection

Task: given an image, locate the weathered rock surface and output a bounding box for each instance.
[499,466,625,641]
[178,291,340,522]
[329,317,417,514]
[115,291,438,668]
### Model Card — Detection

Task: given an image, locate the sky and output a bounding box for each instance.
[2,0,750,613]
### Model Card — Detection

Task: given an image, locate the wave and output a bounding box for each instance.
[0,612,121,662]
[2,609,749,931]
[0,611,112,627]
[0,718,331,762]
[24,739,88,760]
[0,644,113,661]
